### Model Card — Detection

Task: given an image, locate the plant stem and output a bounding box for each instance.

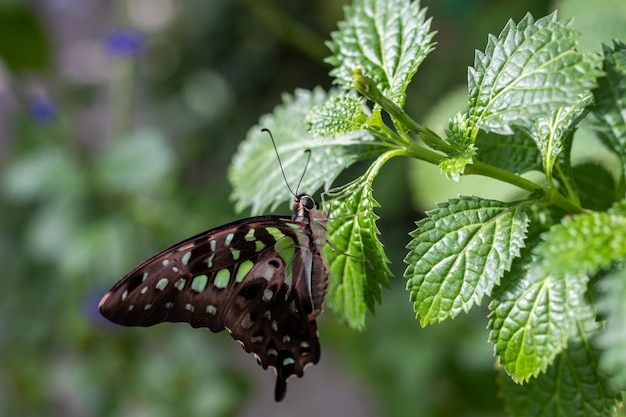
[353,67,455,154]
[352,67,584,214]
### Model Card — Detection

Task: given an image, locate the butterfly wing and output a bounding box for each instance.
[99,215,322,401]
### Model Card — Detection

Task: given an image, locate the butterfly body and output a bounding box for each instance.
[99,194,329,401]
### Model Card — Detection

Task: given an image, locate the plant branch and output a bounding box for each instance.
[352,67,456,154]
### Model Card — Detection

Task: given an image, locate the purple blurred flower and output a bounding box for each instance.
[28,94,56,123]
[105,28,144,57]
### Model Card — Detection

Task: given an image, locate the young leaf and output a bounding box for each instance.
[324,153,393,330]
[440,113,477,181]
[595,265,626,391]
[404,196,530,326]
[326,0,435,107]
[500,305,617,417]
[229,87,387,214]
[468,13,600,135]
[524,93,592,184]
[591,41,626,178]
[306,90,369,137]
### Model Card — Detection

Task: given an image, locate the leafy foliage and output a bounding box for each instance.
[229,88,387,214]
[466,12,600,136]
[591,41,626,182]
[323,152,395,329]
[4,1,625,416]
[229,3,626,416]
[405,196,529,326]
[325,0,435,107]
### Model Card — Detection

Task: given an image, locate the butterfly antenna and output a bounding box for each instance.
[263,128,296,197]
[262,128,310,197]
[295,149,311,195]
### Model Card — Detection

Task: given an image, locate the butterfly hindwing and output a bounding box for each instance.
[99,197,328,401]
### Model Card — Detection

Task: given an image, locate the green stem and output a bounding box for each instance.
[351,67,584,214]
[352,67,455,154]
[466,161,583,213]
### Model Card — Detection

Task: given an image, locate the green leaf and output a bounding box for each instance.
[596,265,626,391]
[591,41,626,178]
[468,13,600,135]
[490,203,626,382]
[489,264,588,382]
[525,93,592,183]
[475,129,542,174]
[572,162,618,210]
[229,88,387,214]
[0,6,50,71]
[324,152,394,330]
[306,90,369,137]
[537,205,626,277]
[326,0,435,107]
[404,196,530,326]
[440,113,477,181]
[500,305,617,417]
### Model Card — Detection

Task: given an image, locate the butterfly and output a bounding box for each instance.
[98,192,329,401]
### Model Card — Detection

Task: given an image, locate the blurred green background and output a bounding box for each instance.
[1,1,624,416]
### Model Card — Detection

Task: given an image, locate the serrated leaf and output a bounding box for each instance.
[489,264,588,382]
[404,196,530,326]
[468,12,600,135]
[500,305,617,417]
[306,91,369,137]
[526,93,592,181]
[440,113,477,181]
[229,87,387,214]
[537,206,626,277]
[475,129,542,174]
[591,41,626,177]
[324,153,393,330]
[596,265,626,391]
[326,0,435,107]
[489,204,626,383]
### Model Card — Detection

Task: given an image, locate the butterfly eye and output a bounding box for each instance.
[300,195,315,210]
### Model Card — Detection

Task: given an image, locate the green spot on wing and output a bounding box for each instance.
[191,275,208,292]
[204,253,215,268]
[279,247,296,265]
[182,251,192,266]
[214,269,231,289]
[156,278,169,290]
[255,240,266,252]
[244,228,255,241]
[236,260,254,282]
[266,227,285,241]
[174,278,186,291]
[230,247,241,260]
[274,236,293,251]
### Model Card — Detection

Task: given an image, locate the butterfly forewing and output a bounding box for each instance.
[99,195,328,401]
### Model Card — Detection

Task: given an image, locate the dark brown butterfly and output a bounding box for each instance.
[99,193,329,401]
